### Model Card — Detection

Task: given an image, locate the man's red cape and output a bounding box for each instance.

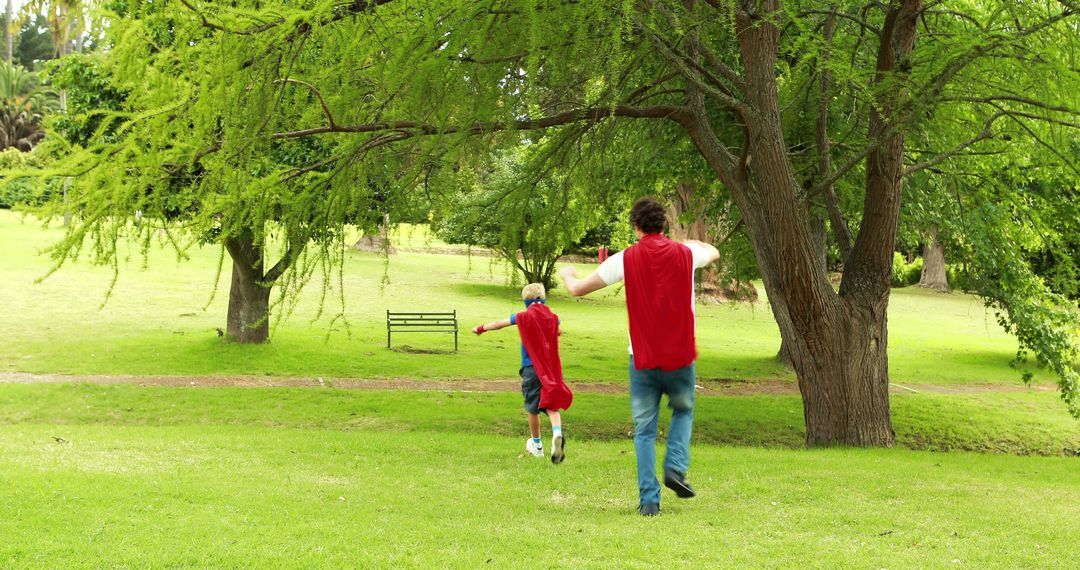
[516,303,573,411]
[623,233,697,371]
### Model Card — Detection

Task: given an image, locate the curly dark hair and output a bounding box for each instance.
[629,197,668,234]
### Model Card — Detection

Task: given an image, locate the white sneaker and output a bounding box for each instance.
[551,434,565,464]
[525,438,544,458]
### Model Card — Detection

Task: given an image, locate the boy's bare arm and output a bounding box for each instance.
[560,266,608,297]
[473,319,512,335]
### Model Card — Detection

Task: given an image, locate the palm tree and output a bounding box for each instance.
[0,61,58,151]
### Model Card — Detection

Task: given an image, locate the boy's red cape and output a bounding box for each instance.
[516,303,573,411]
[623,233,697,371]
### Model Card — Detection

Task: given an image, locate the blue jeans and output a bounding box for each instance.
[629,356,696,506]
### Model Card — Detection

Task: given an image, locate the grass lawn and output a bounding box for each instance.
[2,384,1079,456]
[0,210,1054,386]
[2,211,1078,568]
[2,385,1078,568]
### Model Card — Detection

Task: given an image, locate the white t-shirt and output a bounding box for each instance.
[595,241,713,355]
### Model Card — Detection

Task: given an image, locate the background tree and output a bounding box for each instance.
[15,14,55,69]
[432,144,608,290]
[20,0,93,58]
[27,1,421,343]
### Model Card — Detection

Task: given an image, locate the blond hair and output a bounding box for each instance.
[521,283,546,301]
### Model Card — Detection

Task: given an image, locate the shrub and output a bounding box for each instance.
[946,264,975,292]
[0,147,45,208]
[891,252,923,287]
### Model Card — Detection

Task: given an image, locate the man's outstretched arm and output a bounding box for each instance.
[560,266,608,298]
[684,239,721,265]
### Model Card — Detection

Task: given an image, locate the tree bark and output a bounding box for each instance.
[669,181,709,242]
[353,214,395,253]
[778,213,827,368]
[919,226,949,292]
[224,230,271,343]
[669,181,722,293]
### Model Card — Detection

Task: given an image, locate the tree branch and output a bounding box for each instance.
[177,0,286,36]
[264,233,304,283]
[644,29,751,115]
[278,78,337,129]
[942,95,1080,116]
[269,105,694,141]
[815,7,854,262]
[625,72,681,105]
[799,8,882,37]
[644,1,748,101]
[901,112,1003,177]
[1001,113,1080,178]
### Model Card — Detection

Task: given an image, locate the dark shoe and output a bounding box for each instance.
[551,434,565,464]
[664,469,697,498]
[638,503,660,517]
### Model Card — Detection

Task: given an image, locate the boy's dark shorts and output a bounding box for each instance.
[520,366,544,414]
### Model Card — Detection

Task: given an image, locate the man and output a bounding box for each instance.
[560,197,720,516]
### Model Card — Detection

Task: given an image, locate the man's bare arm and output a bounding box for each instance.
[560,266,609,298]
[684,239,720,264]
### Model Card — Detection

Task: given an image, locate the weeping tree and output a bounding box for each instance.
[431,142,610,291]
[929,131,1080,381]
[38,0,1080,441]
[259,0,1077,444]
[27,1,426,343]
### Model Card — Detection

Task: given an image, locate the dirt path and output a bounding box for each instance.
[0,372,1056,396]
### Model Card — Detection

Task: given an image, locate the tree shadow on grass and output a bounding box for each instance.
[389,345,457,355]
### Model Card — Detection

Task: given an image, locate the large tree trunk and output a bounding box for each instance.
[354,213,395,253]
[225,231,271,343]
[675,0,919,447]
[919,226,949,292]
[795,301,893,445]
[669,181,709,242]
[669,181,720,293]
[669,182,756,301]
[741,3,895,447]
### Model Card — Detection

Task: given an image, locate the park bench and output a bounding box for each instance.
[386,310,459,352]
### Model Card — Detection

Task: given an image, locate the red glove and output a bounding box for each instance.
[472,325,486,335]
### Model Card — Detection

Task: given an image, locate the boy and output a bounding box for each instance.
[472,283,573,464]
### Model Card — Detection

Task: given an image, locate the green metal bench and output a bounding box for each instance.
[386,310,459,352]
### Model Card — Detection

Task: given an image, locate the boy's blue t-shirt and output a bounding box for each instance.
[509,312,560,369]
